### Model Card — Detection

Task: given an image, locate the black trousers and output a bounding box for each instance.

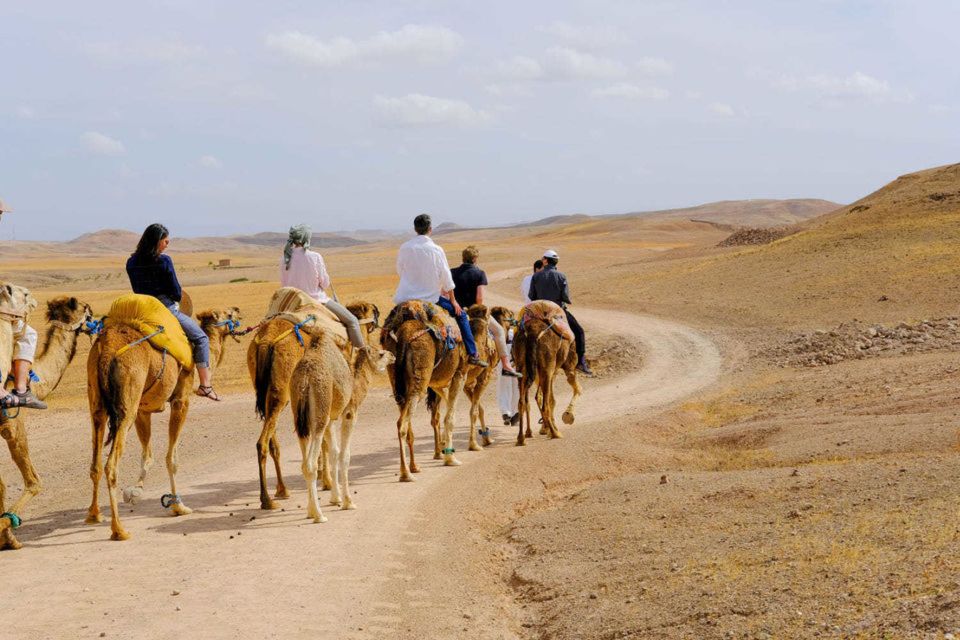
[564,309,585,361]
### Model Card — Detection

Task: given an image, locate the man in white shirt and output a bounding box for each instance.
[394,214,486,366]
[520,259,543,304]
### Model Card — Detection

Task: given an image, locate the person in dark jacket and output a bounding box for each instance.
[527,249,593,375]
[125,223,219,401]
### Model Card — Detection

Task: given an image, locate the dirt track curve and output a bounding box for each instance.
[0,290,720,639]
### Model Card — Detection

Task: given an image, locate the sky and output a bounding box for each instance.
[1,0,958,241]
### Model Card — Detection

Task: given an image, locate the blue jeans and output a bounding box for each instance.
[158,296,210,368]
[436,297,477,357]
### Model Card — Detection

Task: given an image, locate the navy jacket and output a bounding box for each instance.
[528,264,571,306]
[126,254,183,303]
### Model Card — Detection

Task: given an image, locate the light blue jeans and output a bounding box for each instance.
[157,296,210,368]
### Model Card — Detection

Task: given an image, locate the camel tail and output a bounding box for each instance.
[103,358,125,445]
[254,343,275,420]
[426,387,439,413]
[524,330,539,388]
[392,342,409,406]
[293,391,311,440]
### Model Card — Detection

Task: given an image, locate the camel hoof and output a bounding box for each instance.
[274,487,290,499]
[321,482,333,491]
[110,529,131,541]
[122,486,143,504]
[516,439,525,447]
[444,455,462,467]
[329,497,342,507]
[433,452,442,460]
[410,463,421,473]
[482,437,494,447]
[170,504,193,516]
[539,426,549,435]
[85,512,104,524]
[469,443,483,452]
[312,515,328,524]
[551,432,564,439]
[1,535,23,551]
[399,475,415,483]
[342,501,357,510]
[562,411,575,425]
[261,500,280,510]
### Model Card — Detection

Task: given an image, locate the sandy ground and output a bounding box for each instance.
[0,283,720,639]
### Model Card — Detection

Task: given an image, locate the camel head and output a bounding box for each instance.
[46,296,94,331]
[197,307,243,342]
[346,301,381,345]
[0,283,38,316]
[490,306,516,332]
[360,347,395,373]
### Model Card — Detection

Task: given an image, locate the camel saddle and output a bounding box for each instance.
[383,300,462,348]
[104,294,194,368]
[263,287,348,347]
[520,300,575,342]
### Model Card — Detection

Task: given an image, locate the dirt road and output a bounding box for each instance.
[0,294,720,639]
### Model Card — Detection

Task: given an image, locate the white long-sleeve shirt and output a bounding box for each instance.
[521,274,534,304]
[280,247,331,303]
[394,234,455,304]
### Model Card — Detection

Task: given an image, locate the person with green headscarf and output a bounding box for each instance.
[279,224,366,349]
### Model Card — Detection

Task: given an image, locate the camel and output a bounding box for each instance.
[249,301,381,510]
[0,296,97,550]
[85,303,242,541]
[460,305,499,450]
[289,331,394,522]
[512,301,583,446]
[381,302,468,481]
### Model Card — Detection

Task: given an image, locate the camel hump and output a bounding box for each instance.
[520,300,574,342]
[383,300,461,344]
[103,294,193,368]
[264,287,348,346]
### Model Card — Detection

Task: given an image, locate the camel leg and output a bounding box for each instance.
[468,385,482,452]
[270,433,290,499]
[397,401,414,482]
[256,409,282,510]
[430,392,443,460]
[443,374,464,467]
[105,417,134,541]
[2,417,42,518]
[123,412,153,505]
[516,382,528,446]
[324,424,342,506]
[338,413,357,510]
[561,364,582,425]
[406,413,419,474]
[320,435,333,492]
[544,372,562,439]
[164,399,193,516]
[299,431,327,523]
[86,409,108,524]
[0,466,18,551]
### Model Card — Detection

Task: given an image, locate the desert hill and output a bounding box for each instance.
[578,163,960,330]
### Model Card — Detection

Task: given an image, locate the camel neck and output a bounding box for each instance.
[31,324,80,400]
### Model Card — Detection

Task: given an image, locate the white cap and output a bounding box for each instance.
[543,249,559,260]
[0,198,11,213]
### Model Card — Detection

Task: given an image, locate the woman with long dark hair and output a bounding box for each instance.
[125,223,219,401]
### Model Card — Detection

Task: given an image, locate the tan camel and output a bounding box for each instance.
[381,302,468,481]
[512,301,583,446]
[460,305,498,450]
[85,304,242,540]
[290,332,394,522]
[249,301,381,510]
[0,296,96,550]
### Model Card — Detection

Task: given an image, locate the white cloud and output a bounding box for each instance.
[85,40,205,64]
[708,103,736,117]
[593,83,670,100]
[16,105,36,119]
[373,94,491,128]
[494,56,544,81]
[199,155,222,169]
[543,47,627,80]
[82,131,126,155]
[265,25,463,68]
[536,22,630,49]
[636,57,674,76]
[772,71,911,103]
[929,104,954,114]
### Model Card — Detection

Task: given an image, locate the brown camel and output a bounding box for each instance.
[290,331,394,521]
[249,301,381,510]
[512,301,583,446]
[0,296,96,550]
[460,305,498,450]
[85,304,242,540]
[381,302,468,481]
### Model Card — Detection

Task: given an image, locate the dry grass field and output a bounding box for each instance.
[2,181,960,638]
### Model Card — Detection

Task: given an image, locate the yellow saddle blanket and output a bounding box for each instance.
[104,294,193,368]
[264,287,348,346]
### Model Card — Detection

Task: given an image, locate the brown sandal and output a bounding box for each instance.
[196,385,221,401]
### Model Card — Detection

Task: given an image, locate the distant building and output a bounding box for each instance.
[218,258,232,268]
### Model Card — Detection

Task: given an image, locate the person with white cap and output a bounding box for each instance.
[527,249,593,376]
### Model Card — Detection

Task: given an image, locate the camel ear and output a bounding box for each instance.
[69,297,79,310]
